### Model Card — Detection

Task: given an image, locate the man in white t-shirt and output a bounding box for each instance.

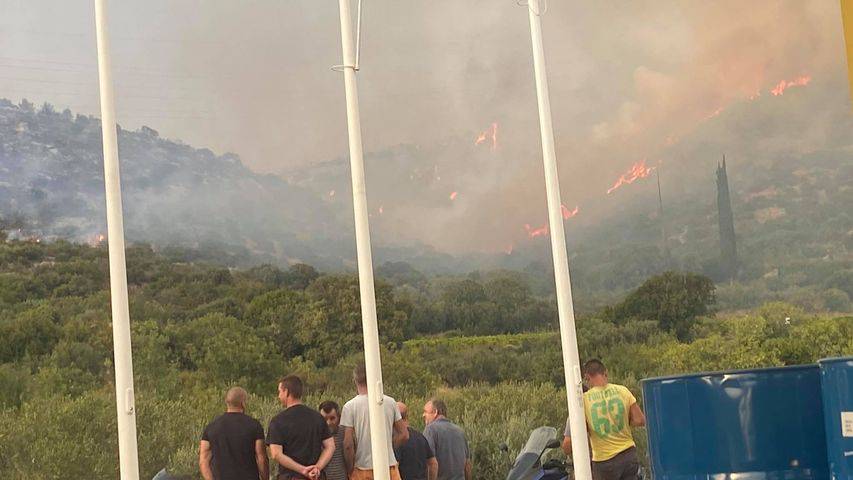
[340,364,409,480]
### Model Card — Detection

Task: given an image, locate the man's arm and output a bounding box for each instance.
[254,439,269,480]
[343,426,355,474]
[392,419,409,448]
[270,443,314,478]
[561,435,572,456]
[199,440,214,480]
[629,402,646,427]
[315,436,336,471]
[426,457,438,480]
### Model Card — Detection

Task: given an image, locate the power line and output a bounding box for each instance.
[0,56,231,80]
[0,86,210,103]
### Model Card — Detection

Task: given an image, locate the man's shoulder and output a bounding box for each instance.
[407,426,426,440]
[446,420,465,435]
[272,405,324,427]
[343,394,367,409]
[233,412,263,428]
[297,404,326,420]
[268,409,288,425]
[204,413,227,431]
[205,413,260,436]
[427,419,462,435]
[611,383,634,397]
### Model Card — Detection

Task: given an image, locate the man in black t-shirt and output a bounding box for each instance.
[267,375,335,480]
[394,402,437,480]
[200,386,269,480]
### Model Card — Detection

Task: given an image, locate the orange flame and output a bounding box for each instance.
[561,204,579,220]
[449,191,458,201]
[705,106,725,120]
[475,122,498,151]
[524,223,549,238]
[606,159,654,195]
[87,233,106,246]
[771,76,811,96]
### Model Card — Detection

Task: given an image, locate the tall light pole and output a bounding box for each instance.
[525,1,593,478]
[335,1,392,479]
[93,1,140,479]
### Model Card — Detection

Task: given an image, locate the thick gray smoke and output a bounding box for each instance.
[1,0,849,255]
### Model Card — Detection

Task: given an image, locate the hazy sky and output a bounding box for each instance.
[1,1,850,252]
[1,1,846,169]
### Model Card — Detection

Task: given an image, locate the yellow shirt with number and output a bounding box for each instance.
[583,383,636,461]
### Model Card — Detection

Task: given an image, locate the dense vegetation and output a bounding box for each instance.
[0,237,849,479]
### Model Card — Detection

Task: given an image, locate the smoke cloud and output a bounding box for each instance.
[1,0,849,255]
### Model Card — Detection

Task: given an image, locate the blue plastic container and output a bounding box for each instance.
[819,357,853,480]
[642,365,829,479]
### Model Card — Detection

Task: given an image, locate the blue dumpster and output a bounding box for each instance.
[819,357,853,480]
[642,365,829,479]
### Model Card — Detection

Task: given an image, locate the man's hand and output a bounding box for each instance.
[561,435,572,456]
[271,443,309,476]
[303,465,320,478]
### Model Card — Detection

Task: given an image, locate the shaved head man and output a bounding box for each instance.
[226,387,248,408]
[200,387,269,480]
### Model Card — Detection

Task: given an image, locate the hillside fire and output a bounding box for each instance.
[606,159,655,194]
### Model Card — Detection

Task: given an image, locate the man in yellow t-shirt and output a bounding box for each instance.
[562,359,646,480]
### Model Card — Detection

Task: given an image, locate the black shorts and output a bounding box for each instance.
[591,447,640,480]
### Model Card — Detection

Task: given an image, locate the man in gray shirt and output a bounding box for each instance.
[422,399,471,480]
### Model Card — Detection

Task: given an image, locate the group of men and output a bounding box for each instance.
[200,359,643,480]
[199,364,471,480]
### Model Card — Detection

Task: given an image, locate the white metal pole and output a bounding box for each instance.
[526,2,593,479]
[94,1,140,479]
[336,1,392,479]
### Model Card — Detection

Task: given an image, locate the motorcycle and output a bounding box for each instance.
[503,426,571,480]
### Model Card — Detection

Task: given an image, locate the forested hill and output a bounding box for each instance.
[0,98,345,267]
[1,97,851,312]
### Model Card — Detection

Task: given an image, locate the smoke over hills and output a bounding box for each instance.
[0,99,346,267]
[0,0,851,286]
